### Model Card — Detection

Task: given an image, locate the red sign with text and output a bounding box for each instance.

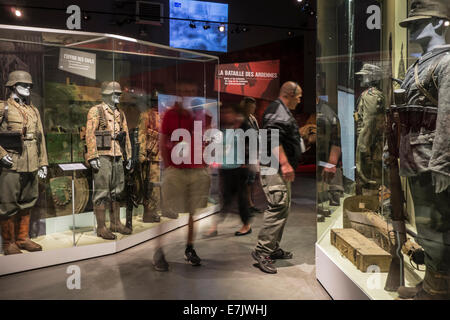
[215,60,280,100]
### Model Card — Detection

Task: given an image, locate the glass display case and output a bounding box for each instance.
[0,24,220,275]
[316,0,450,300]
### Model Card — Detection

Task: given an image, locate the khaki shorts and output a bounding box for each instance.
[161,167,211,216]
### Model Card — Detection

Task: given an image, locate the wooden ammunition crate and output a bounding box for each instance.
[331,229,391,273]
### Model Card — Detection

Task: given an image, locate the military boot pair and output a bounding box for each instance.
[109,201,132,235]
[0,211,42,255]
[94,203,116,240]
[142,204,160,223]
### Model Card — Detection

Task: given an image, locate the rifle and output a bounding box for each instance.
[125,128,142,230]
[384,34,408,292]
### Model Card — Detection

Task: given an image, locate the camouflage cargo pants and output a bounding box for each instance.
[142,161,161,213]
[255,170,292,255]
[93,156,125,206]
[0,168,38,218]
[409,172,450,273]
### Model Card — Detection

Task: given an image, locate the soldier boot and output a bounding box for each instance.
[412,269,449,300]
[94,203,116,240]
[143,204,160,223]
[125,204,133,231]
[0,217,22,255]
[397,281,423,299]
[109,201,132,235]
[15,211,42,252]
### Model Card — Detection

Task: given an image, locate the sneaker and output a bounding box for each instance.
[185,248,202,266]
[269,248,293,260]
[153,248,169,272]
[251,250,277,274]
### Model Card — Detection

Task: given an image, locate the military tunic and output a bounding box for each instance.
[400,45,450,273]
[355,87,385,188]
[137,109,161,211]
[0,97,48,217]
[85,102,132,205]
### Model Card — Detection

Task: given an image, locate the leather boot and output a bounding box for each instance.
[397,281,423,299]
[125,202,133,231]
[0,217,22,255]
[413,269,449,300]
[143,204,160,223]
[15,212,42,252]
[94,203,116,240]
[109,201,132,235]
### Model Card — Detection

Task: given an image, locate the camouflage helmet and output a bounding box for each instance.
[101,81,122,95]
[6,70,33,87]
[400,0,450,28]
[356,64,384,81]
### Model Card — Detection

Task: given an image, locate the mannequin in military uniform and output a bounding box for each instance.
[0,71,48,255]
[355,64,385,195]
[137,90,161,223]
[85,81,133,240]
[396,0,450,300]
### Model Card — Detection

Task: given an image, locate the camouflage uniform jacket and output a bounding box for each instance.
[85,102,132,162]
[138,108,160,163]
[400,45,450,177]
[0,97,48,172]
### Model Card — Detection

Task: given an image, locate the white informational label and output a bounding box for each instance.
[318,161,336,169]
[59,163,87,171]
[359,202,366,209]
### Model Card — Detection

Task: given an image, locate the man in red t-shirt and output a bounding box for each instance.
[153,85,211,271]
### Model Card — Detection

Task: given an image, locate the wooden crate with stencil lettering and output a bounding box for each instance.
[331,228,391,273]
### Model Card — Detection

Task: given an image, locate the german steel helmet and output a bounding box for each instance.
[101,81,122,95]
[400,0,450,27]
[356,64,384,80]
[6,70,33,87]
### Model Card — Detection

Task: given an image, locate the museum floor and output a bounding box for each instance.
[0,174,330,300]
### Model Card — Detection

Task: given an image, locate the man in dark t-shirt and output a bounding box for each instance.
[251,81,303,274]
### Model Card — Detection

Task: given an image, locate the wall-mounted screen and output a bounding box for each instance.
[169,0,228,52]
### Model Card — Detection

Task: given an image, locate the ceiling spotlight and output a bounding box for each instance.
[445,21,450,27]
[297,0,303,2]
[218,24,226,32]
[13,8,23,17]
[203,25,211,30]
[287,31,295,37]
[241,26,249,32]
[189,21,196,28]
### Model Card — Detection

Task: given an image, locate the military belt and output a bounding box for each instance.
[393,105,437,133]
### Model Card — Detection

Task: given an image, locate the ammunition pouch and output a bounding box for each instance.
[0,131,23,154]
[95,130,112,150]
[393,105,437,135]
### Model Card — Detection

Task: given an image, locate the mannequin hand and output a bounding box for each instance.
[90,158,101,172]
[125,159,133,171]
[432,172,450,194]
[38,166,48,179]
[1,155,13,168]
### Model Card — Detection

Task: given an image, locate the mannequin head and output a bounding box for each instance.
[408,18,449,52]
[6,70,33,105]
[400,0,450,53]
[101,81,122,109]
[356,64,383,88]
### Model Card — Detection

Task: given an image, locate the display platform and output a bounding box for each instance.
[0,204,219,276]
[316,201,423,300]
